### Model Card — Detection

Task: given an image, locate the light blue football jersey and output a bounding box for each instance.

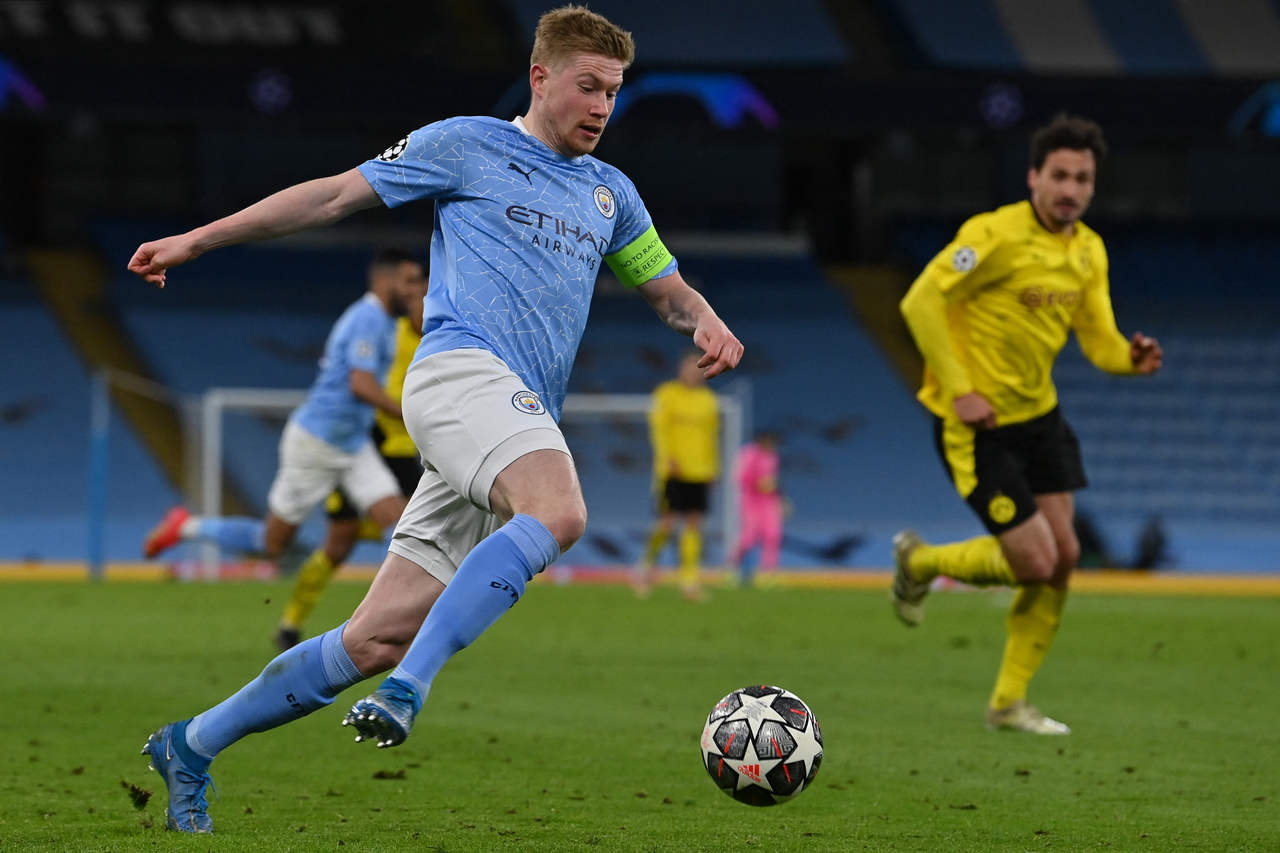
[293,293,396,453]
[357,116,677,421]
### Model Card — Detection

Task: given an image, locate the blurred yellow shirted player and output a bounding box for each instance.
[635,351,719,600]
[893,114,1164,735]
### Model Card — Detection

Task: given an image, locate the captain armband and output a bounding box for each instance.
[604,225,674,288]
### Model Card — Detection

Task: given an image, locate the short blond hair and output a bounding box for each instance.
[530,5,635,70]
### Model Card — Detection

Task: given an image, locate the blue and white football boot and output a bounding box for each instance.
[342,676,422,748]
[141,722,215,833]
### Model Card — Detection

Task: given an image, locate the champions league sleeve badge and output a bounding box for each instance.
[378,135,410,162]
[952,246,977,272]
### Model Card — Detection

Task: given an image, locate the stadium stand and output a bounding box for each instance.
[506,0,849,66]
[0,277,178,561]
[59,216,1280,572]
[885,0,1280,75]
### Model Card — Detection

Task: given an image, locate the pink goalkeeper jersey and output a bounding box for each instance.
[736,442,780,505]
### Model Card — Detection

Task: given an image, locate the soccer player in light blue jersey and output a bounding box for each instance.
[141,249,424,569]
[127,6,742,834]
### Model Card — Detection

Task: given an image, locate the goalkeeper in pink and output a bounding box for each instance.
[732,431,783,586]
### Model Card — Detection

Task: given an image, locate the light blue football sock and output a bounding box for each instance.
[195,517,266,553]
[386,514,560,699]
[184,621,365,765]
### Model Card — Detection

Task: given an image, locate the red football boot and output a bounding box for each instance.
[144,506,191,559]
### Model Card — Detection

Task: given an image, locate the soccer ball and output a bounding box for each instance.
[699,685,823,806]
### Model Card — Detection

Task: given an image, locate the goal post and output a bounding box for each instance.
[193,388,746,575]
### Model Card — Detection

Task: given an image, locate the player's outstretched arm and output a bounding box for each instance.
[127,169,381,287]
[637,272,743,378]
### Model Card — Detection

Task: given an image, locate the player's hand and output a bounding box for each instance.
[1130,331,1163,374]
[953,392,997,429]
[127,234,200,288]
[692,317,743,379]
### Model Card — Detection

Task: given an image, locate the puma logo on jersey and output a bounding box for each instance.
[508,162,537,184]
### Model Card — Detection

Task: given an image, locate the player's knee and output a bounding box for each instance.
[538,502,587,551]
[1011,550,1056,584]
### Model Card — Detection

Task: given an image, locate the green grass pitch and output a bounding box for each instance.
[1,579,1276,851]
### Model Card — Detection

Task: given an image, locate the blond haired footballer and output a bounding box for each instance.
[894,114,1163,735]
[129,6,741,833]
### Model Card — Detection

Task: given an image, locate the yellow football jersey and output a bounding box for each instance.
[374,317,419,458]
[901,200,1136,425]
[649,380,720,483]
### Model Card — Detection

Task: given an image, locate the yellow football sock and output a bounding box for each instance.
[989,584,1067,710]
[643,525,669,566]
[909,535,1017,586]
[280,550,337,630]
[677,526,702,587]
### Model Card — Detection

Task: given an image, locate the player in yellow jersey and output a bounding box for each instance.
[636,350,720,600]
[274,252,428,650]
[893,114,1163,734]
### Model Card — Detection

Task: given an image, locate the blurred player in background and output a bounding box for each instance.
[731,430,783,587]
[635,350,720,600]
[893,114,1163,735]
[128,5,741,833]
[274,262,429,651]
[142,249,423,572]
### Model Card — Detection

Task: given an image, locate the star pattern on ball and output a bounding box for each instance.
[733,693,793,790]
[701,686,823,806]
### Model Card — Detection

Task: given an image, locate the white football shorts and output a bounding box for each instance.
[388,347,571,583]
[266,419,402,525]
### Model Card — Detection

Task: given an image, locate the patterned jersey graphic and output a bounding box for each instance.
[358,116,678,420]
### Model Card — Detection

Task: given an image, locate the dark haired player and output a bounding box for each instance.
[892,114,1163,734]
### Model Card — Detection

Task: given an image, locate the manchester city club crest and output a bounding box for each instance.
[593,185,615,219]
[512,390,545,415]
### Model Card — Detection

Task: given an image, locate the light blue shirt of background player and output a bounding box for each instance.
[357,115,678,421]
[293,292,396,452]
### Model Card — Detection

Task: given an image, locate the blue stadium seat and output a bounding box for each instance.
[0,288,178,561]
